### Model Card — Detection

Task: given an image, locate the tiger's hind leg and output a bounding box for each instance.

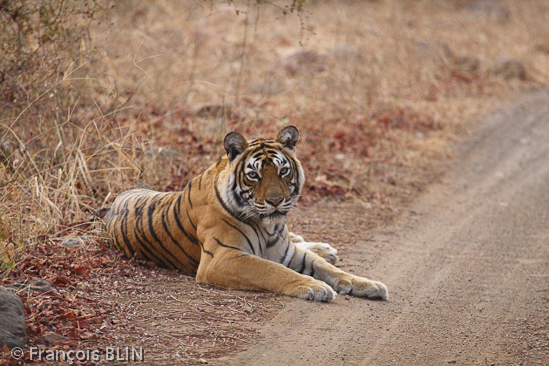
[289,232,338,265]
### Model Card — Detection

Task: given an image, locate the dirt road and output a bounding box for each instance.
[218,90,549,366]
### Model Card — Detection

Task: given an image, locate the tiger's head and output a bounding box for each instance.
[217,126,305,224]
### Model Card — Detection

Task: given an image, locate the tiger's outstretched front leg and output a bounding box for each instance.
[287,244,388,300]
[197,237,387,301]
[196,244,337,302]
[289,232,338,265]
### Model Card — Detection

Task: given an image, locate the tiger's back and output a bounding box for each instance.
[104,185,204,273]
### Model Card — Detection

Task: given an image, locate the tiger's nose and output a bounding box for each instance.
[266,197,283,207]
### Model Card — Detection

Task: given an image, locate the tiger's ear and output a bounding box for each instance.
[276,126,300,151]
[224,131,249,161]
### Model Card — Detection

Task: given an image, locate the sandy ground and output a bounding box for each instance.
[213,89,549,365]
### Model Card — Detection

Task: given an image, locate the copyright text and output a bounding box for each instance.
[10,346,145,362]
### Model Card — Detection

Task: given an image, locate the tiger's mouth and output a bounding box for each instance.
[252,202,291,218]
[259,211,288,224]
[247,198,294,223]
[261,211,287,219]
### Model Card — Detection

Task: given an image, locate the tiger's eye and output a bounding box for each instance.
[247,171,260,180]
[279,167,289,177]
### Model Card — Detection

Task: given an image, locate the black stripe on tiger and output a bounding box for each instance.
[116,214,138,258]
[296,253,307,274]
[249,138,268,147]
[147,199,186,268]
[160,203,199,266]
[185,209,196,231]
[115,193,154,262]
[117,195,137,255]
[171,195,199,247]
[222,219,256,255]
[214,237,242,252]
[184,207,213,257]
[247,220,267,254]
[200,243,214,257]
[170,195,213,258]
[309,260,316,278]
[130,203,169,266]
[134,196,178,269]
[280,243,291,266]
[214,182,241,220]
[187,180,193,209]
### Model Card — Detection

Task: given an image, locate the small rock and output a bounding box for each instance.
[10,279,51,292]
[198,358,208,364]
[242,306,252,313]
[491,56,526,80]
[0,140,15,164]
[344,295,351,300]
[0,287,27,348]
[30,279,51,292]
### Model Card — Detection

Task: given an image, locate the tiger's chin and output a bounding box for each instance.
[260,211,288,225]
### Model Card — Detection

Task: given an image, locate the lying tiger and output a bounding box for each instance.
[104,126,388,302]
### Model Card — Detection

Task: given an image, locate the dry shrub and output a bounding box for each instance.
[0,0,115,111]
[0,0,119,253]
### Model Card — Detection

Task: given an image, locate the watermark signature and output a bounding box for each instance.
[10,346,145,363]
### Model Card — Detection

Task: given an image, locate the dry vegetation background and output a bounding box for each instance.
[1,0,549,364]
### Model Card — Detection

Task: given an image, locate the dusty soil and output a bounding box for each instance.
[211,90,549,365]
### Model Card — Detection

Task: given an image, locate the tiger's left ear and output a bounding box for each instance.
[224,131,249,161]
[276,126,300,151]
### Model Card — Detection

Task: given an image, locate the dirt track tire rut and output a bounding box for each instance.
[219,90,549,366]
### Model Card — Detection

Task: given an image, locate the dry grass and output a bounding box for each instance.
[1,0,549,363]
[3,0,548,248]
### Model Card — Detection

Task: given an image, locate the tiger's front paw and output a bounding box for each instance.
[288,232,305,243]
[294,241,338,265]
[290,280,337,302]
[335,277,388,300]
[355,279,388,300]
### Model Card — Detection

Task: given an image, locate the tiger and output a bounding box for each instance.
[104,126,388,302]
